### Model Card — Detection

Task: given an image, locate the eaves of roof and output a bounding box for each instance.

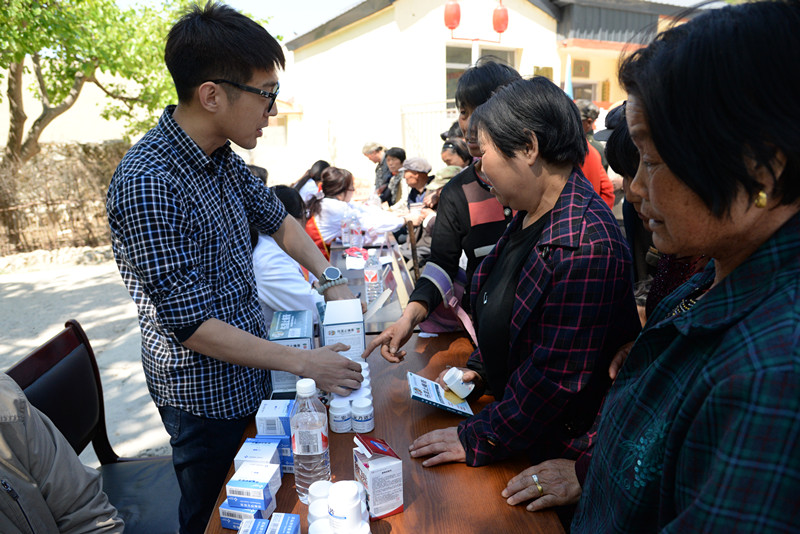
[285,0,562,52]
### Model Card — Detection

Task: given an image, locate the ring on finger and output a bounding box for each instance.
[531,474,543,496]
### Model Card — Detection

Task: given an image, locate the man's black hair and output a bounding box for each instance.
[165,2,285,103]
[455,56,521,113]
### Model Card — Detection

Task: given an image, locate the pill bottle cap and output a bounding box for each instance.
[352,398,373,413]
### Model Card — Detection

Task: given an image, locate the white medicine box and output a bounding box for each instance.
[320,299,365,362]
[353,434,403,520]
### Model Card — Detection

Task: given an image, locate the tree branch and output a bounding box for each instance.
[31,53,52,108]
[86,74,143,110]
[19,64,95,163]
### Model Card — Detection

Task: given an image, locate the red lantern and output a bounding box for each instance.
[493,2,509,34]
[444,0,461,30]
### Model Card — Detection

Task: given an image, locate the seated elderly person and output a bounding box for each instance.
[386,76,641,468]
[505,4,800,532]
[0,374,124,532]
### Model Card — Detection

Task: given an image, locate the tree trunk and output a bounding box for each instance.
[0,62,26,247]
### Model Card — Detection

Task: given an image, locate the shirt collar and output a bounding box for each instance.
[668,211,800,334]
[158,105,233,174]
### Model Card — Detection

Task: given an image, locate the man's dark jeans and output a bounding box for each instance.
[159,405,251,534]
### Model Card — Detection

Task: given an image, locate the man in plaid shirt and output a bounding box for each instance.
[106,4,361,532]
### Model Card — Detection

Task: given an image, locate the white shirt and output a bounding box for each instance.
[314,198,404,244]
[297,180,319,204]
[252,233,324,327]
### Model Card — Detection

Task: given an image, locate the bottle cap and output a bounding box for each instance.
[329,397,351,412]
[309,480,333,503]
[296,378,317,396]
[308,519,333,534]
[368,248,377,256]
[352,397,373,413]
[308,499,329,524]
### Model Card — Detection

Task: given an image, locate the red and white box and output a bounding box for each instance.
[352,434,403,520]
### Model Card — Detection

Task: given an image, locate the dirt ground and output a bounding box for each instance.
[0,245,171,466]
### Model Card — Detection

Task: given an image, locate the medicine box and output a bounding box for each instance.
[218,498,274,530]
[353,434,403,520]
[256,400,294,436]
[226,463,282,510]
[320,299,365,361]
[268,310,314,393]
[234,438,280,470]
[237,514,301,534]
[254,434,293,474]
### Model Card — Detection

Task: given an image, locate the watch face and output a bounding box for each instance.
[323,266,342,282]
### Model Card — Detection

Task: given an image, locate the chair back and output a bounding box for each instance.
[6,319,119,464]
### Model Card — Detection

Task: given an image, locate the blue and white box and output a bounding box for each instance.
[226,463,282,510]
[268,310,315,393]
[237,514,300,534]
[254,434,293,474]
[255,400,294,436]
[218,498,275,530]
[234,438,280,470]
[236,518,269,534]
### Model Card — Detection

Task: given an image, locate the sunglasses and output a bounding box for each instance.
[208,79,280,113]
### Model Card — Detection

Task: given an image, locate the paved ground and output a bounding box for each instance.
[0,246,171,467]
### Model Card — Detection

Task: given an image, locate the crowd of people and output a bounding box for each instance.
[3,1,798,533]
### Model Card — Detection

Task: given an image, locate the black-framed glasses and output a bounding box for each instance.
[208,79,280,112]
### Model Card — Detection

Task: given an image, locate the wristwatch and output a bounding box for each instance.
[316,266,347,294]
[320,266,342,284]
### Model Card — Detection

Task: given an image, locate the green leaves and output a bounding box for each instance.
[1,0,193,140]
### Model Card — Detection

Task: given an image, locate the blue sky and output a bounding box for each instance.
[119,0,361,39]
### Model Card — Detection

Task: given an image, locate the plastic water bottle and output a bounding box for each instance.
[349,217,363,249]
[364,248,384,305]
[290,378,331,504]
[340,208,351,246]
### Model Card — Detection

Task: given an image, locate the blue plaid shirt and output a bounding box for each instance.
[573,211,800,533]
[106,106,287,420]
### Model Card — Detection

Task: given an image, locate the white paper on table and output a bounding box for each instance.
[345,255,367,270]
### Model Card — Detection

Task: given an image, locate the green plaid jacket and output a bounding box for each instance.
[573,212,800,533]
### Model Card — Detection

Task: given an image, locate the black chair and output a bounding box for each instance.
[6,319,179,534]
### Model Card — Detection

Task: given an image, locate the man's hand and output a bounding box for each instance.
[323,283,356,302]
[501,459,581,512]
[408,427,465,467]
[361,315,414,362]
[609,341,634,381]
[299,343,363,396]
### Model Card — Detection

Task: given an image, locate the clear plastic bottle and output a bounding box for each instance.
[364,248,384,305]
[340,208,352,246]
[350,217,363,249]
[290,378,331,504]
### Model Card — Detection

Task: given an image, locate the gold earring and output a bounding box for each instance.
[755,190,767,209]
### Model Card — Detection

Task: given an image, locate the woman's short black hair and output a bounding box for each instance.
[441,138,471,165]
[165,2,285,103]
[470,76,587,167]
[603,104,639,179]
[385,147,406,163]
[455,56,521,113]
[619,0,800,216]
[273,185,304,220]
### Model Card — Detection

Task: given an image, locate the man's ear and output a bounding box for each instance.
[196,81,222,113]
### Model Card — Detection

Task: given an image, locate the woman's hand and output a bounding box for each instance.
[435,367,483,392]
[409,427,466,467]
[502,459,581,512]
[609,341,635,381]
[361,302,427,362]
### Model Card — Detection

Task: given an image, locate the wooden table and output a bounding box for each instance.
[205,333,565,534]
